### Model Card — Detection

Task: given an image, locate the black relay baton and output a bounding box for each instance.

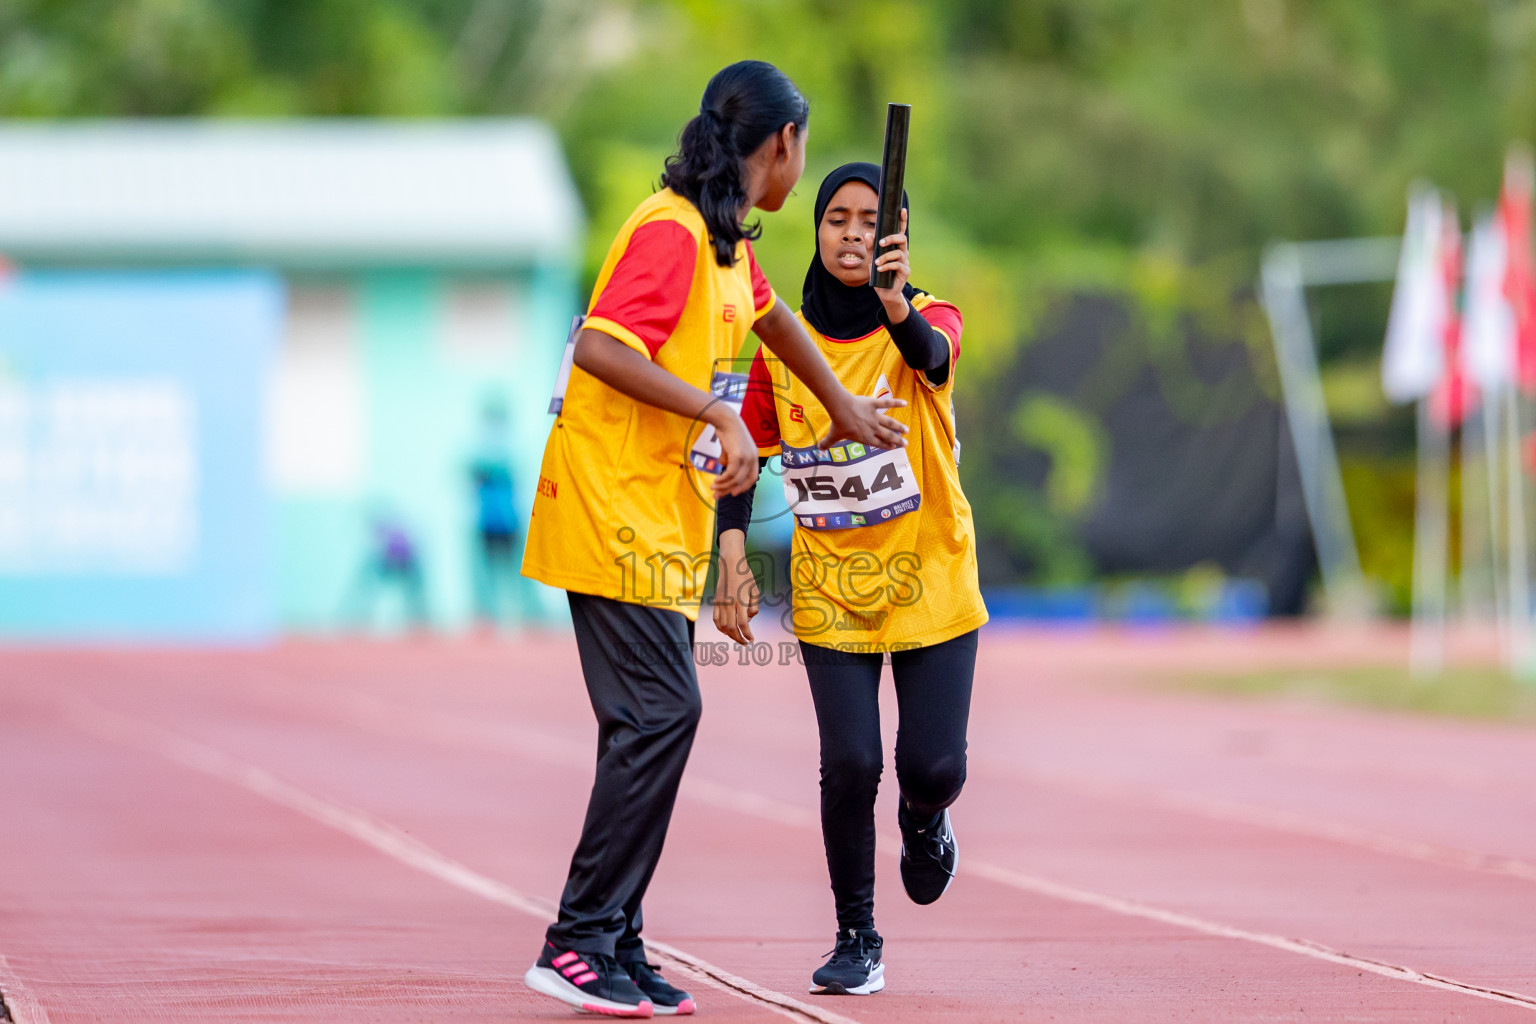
[871,102,911,290]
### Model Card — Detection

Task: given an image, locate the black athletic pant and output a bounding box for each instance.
[802,629,978,932]
[546,592,700,961]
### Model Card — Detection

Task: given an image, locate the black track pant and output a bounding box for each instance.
[545,592,700,961]
[802,629,978,932]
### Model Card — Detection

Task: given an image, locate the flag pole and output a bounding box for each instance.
[1459,372,1498,629]
[1506,386,1532,674]
[1411,396,1451,676]
[1482,390,1510,663]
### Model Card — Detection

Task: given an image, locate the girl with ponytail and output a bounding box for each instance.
[522,60,907,1018]
[663,60,807,268]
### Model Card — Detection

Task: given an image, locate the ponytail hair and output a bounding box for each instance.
[661,60,809,267]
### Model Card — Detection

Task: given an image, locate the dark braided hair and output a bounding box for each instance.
[661,61,809,267]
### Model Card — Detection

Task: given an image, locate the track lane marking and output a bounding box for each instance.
[0,955,52,1024]
[985,760,1536,886]
[64,699,858,1024]
[241,677,823,829]
[234,681,1536,1013]
[958,859,1536,1011]
[1147,787,1536,880]
[251,676,1536,886]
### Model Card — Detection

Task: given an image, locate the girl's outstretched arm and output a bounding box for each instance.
[573,328,759,498]
[752,299,910,450]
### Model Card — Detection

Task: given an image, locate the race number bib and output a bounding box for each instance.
[688,370,748,475]
[781,441,921,529]
[781,375,921,530]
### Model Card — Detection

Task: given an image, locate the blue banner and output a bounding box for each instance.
[0,271,283,641]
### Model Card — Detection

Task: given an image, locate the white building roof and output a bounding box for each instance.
[0,120,584,268]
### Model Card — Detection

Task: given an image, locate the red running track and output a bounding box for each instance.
[2,625,1535,1022]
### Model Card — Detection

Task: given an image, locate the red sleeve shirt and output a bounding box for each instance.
[739,347,782,451]
[586,220,698,359]
[918,299,963,362]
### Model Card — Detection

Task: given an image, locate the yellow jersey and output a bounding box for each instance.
[522,189,776,620]
[739,294,988,650]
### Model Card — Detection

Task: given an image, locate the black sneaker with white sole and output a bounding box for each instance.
[524,941,654,1017]
[622,960,695,1016]
[809,928,884,995]
[898,803,958,905]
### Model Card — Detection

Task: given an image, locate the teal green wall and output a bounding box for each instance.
[277,498,367,629]
[276,264,577,633]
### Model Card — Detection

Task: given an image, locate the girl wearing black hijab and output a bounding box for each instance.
[716,163,988,996]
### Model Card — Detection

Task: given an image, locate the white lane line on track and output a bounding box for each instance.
[1154,788,1536,881]
[0,955,53,1024]
[996,763,1536,887]
[63,699,859,1024]
[242,678,824,829]
[248,682,1536,1013]
[253,677,1536,887]
[959,860,1536,1011]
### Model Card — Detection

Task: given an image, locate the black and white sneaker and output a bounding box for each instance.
[899,803,958,905]
[524,941,654,1017]
[623,960,695,1016]
[809,928,885,995]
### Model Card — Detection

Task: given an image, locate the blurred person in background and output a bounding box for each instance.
[345,504,430,632]
[468,395,535,628]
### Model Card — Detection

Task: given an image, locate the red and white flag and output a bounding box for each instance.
[1430,201,1467,426]
[1499,150,1536,392]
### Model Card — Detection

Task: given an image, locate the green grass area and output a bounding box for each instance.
[1177,666,1536,723]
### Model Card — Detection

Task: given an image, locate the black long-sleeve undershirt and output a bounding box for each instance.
[716,457,770,539]
[880,299,950,387]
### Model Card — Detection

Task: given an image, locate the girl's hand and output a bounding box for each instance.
[821,393,908,451]
[873,209,910,322]
[713,531,759,645]
[711,410,761,499]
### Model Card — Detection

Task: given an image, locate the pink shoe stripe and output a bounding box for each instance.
[572,971,599,985]
[562,962,588,978]
[552,951,580,968]
[578,999,653,1018]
